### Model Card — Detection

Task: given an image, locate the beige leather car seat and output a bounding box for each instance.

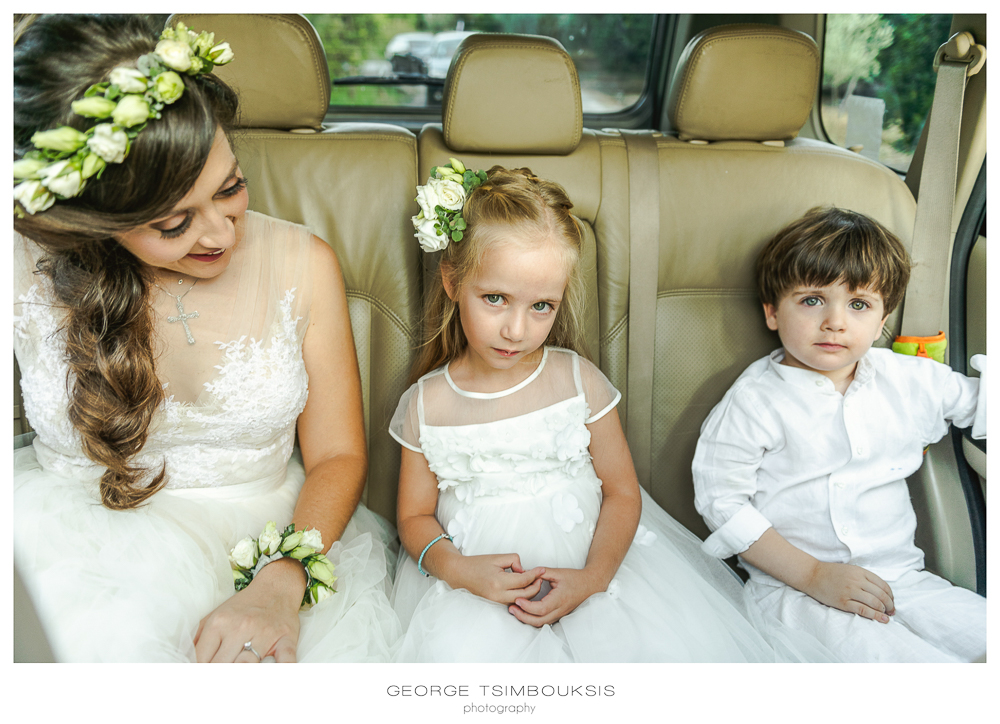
[631,25,916,539]
[171,14,422,523]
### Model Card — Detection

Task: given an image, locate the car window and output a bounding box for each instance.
[305,14,655,115]
[820,13,953,173]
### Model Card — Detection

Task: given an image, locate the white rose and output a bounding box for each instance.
[414,182,443,218]
[258,521,281,556]
[309,582,334,606]
[111,95,150,128]
[229,536,258,570]
[427,177,465,211]
[86,123,129,163]
[109,67,148,93]
[279,530,303,553]
[299,529,323,553]
[13,179,55,215]
[306,557,337,588]
[12,158,47,178]
[209,42,234,65]
[155,39,194,72]
[40,160,85,198]
[412,215,448,252]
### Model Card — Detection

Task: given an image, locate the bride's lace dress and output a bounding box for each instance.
[13,211,401,662]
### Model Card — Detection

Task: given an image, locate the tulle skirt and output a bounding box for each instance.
[13,444,402,662]
[391,488,835,662]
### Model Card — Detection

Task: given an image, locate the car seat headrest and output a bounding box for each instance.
[168,13,330,131]
[442,33,583,155]
[667,24,820,142]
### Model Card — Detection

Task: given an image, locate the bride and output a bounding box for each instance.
[13,14,401,662]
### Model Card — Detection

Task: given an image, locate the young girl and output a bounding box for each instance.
[388,164,826,662]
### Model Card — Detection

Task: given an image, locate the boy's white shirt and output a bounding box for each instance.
[692,347,986,588]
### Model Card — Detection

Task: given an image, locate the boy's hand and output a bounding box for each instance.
[804,561,895,623]
[507,567,600,627]
[447,553,545,605]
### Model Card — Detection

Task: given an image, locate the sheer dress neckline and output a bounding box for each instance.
[443,347,549,399]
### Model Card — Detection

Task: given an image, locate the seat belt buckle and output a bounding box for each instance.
[893,331,947,363]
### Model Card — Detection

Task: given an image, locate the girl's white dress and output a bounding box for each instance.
[389,347,830,662]
[13,211,401,662]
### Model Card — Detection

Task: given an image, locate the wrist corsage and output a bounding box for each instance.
[229,521,337,610]
[411,157,487,252]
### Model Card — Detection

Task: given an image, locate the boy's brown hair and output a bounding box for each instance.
[756,207,911,315]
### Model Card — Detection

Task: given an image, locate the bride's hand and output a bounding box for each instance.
[194,557,307,662]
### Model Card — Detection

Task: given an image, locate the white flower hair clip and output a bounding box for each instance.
[411,158,487,252]
[13,21,234,216]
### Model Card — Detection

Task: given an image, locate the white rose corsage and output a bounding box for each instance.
[411,157,488,252]
[229,521,337,610]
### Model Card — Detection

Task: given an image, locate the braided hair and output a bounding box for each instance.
[14,15,239,509]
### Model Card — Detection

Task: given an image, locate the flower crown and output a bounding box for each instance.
[411,158,488,252]
[13,22,234,217]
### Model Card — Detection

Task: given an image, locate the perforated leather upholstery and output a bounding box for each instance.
[442,33,583,154]
[667,24,820,142]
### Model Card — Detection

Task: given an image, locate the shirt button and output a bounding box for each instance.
[841,526,849,535]
[835,481,845,489]
[855,446,865,456]
[815,380,824,387]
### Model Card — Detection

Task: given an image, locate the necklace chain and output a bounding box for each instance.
[153,278,200,345]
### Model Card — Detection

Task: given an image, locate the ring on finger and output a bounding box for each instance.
[242,640,261,662]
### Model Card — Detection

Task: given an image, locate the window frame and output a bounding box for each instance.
[318,14,672,132]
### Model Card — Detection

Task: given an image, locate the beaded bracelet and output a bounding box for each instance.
[417,533,453,577]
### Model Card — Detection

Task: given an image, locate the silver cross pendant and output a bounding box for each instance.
[167,296,200,345]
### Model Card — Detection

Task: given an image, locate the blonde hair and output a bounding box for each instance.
[757,206,911,315]
[410,166,588,383]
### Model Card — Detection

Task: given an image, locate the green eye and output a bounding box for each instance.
[485,294,502,304]
[850,300,868,310]
[802,297,820,306]
[532,302,551,312]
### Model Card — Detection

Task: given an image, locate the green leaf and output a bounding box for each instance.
[429,165,438,178]
[453,217,466,230]
[477,170,487,182]
[83,82,109,98]
[451,230,463,242]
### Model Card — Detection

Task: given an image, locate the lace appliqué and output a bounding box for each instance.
[15,283,86,467]
[156,288,308,488]
[17,282,309,490]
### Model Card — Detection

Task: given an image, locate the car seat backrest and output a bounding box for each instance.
[630,25,917,537]
[419,32,637,367]
[171,14,422,523]
[442,33,583,155]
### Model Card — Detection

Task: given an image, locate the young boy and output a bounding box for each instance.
[692,207,986,662]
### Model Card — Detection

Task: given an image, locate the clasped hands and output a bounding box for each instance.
[446,552,604,628]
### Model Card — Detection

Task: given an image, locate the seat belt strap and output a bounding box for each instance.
[621,130,660,490]
[899,32,985,347]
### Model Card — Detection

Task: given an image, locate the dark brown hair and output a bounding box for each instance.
[14,14,239,509]
[410,166,587,383]
[756,206,911,315]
